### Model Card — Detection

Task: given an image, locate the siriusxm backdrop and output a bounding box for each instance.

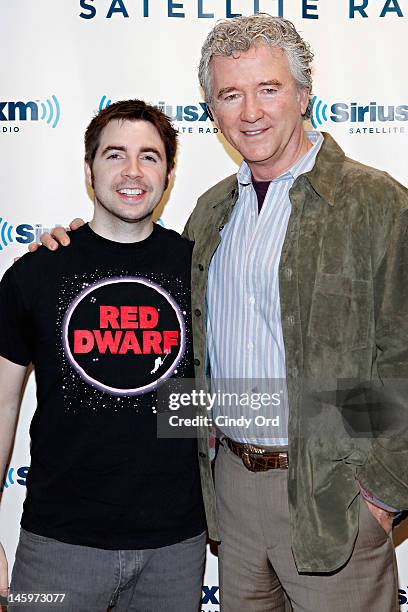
[1,1,408,609]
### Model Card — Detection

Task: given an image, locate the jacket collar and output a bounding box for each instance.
[300,132,345,206]
[211,176,239,209]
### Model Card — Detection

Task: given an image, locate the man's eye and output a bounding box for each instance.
[107,153,121,159]
[262,88,277,95]
[141,154,158,162]
[223,93,240,102]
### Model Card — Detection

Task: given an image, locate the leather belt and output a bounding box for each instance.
[224,437,289,472]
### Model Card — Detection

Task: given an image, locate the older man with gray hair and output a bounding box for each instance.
[184,13,408,611]
[35,13,408,612]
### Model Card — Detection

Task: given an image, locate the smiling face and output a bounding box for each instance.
[209,44,310,180]
[85,119,171,234]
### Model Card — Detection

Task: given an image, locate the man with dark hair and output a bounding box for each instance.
[0,99,206,611]
[27,14,408,612]
[84,99,178,186]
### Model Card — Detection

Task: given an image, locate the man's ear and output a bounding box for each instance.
[299,88,310,117]
[165,168,175,190]
[84,161,92,188]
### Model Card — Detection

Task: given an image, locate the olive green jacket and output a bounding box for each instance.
[183,132,408,572]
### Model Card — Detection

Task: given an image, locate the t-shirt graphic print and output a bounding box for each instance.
[63,276,185,396]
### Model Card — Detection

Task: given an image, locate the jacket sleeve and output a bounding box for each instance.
[357,204,408,509]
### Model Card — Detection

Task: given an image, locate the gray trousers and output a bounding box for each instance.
[215,440,399,612]
[10,528,206,611]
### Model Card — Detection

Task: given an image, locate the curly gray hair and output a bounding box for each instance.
[199,14,314,118]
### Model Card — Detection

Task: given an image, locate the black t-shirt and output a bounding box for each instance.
[0,223,205,549]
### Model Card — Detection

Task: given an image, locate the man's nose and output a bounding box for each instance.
[241,94,264,123]
[122,157,143,178]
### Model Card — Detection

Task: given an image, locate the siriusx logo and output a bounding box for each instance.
[311,95,408,135]
[0,96,61,133]
[0,465,29,493]
[0,217,62,253]
[201,586,219,606]
[399,588,408,606]
[99,96,218,134]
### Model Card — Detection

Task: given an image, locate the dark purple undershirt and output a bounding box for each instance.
[252,178,271,213]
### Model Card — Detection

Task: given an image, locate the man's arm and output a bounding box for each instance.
[0,356,27,595]
[357,205,408,511]
[28,218,85,253]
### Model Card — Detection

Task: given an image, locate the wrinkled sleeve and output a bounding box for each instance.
[357,206,408,509]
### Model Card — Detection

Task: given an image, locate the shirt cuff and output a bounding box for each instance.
[357,480,401,513]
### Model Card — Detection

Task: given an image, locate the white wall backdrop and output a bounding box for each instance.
[1,1,408,609]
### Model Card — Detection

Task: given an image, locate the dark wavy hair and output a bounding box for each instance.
[84,99,178,176]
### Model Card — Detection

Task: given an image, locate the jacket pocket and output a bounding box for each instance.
[307,272,371,351]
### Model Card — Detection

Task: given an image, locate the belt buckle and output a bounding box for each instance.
[242,451,255,471]
[278,452,288,469]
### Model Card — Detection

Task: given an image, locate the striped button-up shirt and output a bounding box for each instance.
[207,131,323,445]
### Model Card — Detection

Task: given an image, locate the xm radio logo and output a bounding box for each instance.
[98,96,217,134]
[311,95,408,134]
[0,465,29,493]
[0,217,62,253]
[0,96,61,132]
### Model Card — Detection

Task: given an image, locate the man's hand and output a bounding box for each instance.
[0,542,8,601]
[364,499,393,534]
[28,218,85,253]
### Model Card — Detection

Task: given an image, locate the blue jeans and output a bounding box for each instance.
[10,528,206,611]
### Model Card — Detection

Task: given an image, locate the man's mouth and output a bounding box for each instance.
[116,187,147,202]
[242,128,268,137]
[118,188,144,195]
